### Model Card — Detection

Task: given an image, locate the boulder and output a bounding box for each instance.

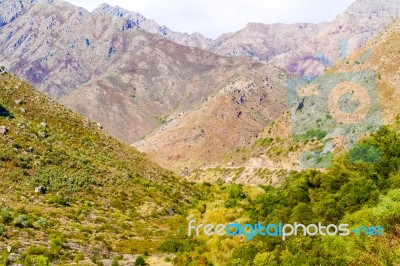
[0,126,9,136]
[35,186,47,194]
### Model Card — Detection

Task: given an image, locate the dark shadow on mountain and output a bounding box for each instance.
[0,104,13,118]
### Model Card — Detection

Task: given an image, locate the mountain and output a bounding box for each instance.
[0,72,196,265]
[208,0,400,76]
[1,0,399,172]
[208,22,325,62]
[133,63,290,173]
[60,32,263,143]
[0,0,211,98]
[74,0,400,78]
[0,0,266,143]
[93,3,212,49]
[185,18,400,185]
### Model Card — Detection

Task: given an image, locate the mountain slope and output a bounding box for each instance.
[60,31,262,143]
[133,63,290,172]
[0,0,211,98]
[0,72,196,265]
[93,3,212,49]
[271,0,400,76]
[187,18,400,186]
[208,22,325,62]
[208,0,400,76]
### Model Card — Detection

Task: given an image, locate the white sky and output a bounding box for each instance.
[65,0,356,38]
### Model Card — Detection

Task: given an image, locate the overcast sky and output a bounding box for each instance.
[65,0,356,38]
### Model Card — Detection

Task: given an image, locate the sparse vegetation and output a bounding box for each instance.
[0,73,200,264]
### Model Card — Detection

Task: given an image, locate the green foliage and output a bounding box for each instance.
[225,184,246,208]
[158,238,203,253]
[256,138,274,146]
[45,195,70,207]
[0,208,13,225]
[177,125,400,265]
[35,217,48,228]
[33,255,49,266]
[0,74,197,265]
[73,252,84,263]
[111,257,120,266]
[227,243,258,266]
[253,252,277,266]
[14,215,31,228]
[0,249,9,266]
[294,129,327,141]
[348,143,381,163]
[135,256,146,266]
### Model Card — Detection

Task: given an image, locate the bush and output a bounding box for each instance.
[135,256,146,266]
[158,239,201,253]
[158,240,181,253]
[36,217,49,228]
[25,246,52,258]
[46,195,70,207]
[33,255,49,266]
[253,252,277,266]
[111,257,120,266]
[0,249,9,266]
[0,208,13,225]
[15,214,31,228]
[228,184,246,200]
[348,143,381,163]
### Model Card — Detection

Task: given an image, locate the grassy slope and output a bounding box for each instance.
[0,73,197,265]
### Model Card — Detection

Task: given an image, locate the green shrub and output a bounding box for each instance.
[46,195,70,207]
[135,256,146,266]
[0,208,13,225]
[0,249,9,266]
[14,214,31,228]
[36,217,48,228]
[111,257,120,266]
[348,143,381,163]
[33,255,49,266]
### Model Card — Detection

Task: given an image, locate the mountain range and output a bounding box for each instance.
[0,0,399,175]
[1,0,400,264]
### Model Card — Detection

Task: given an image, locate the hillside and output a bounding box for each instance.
[0,73,198,265]
[61,31,262,143]
[171,121,400,265]
[0,0,268,143]
[184,18,400,185]
[133,63,290,173]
